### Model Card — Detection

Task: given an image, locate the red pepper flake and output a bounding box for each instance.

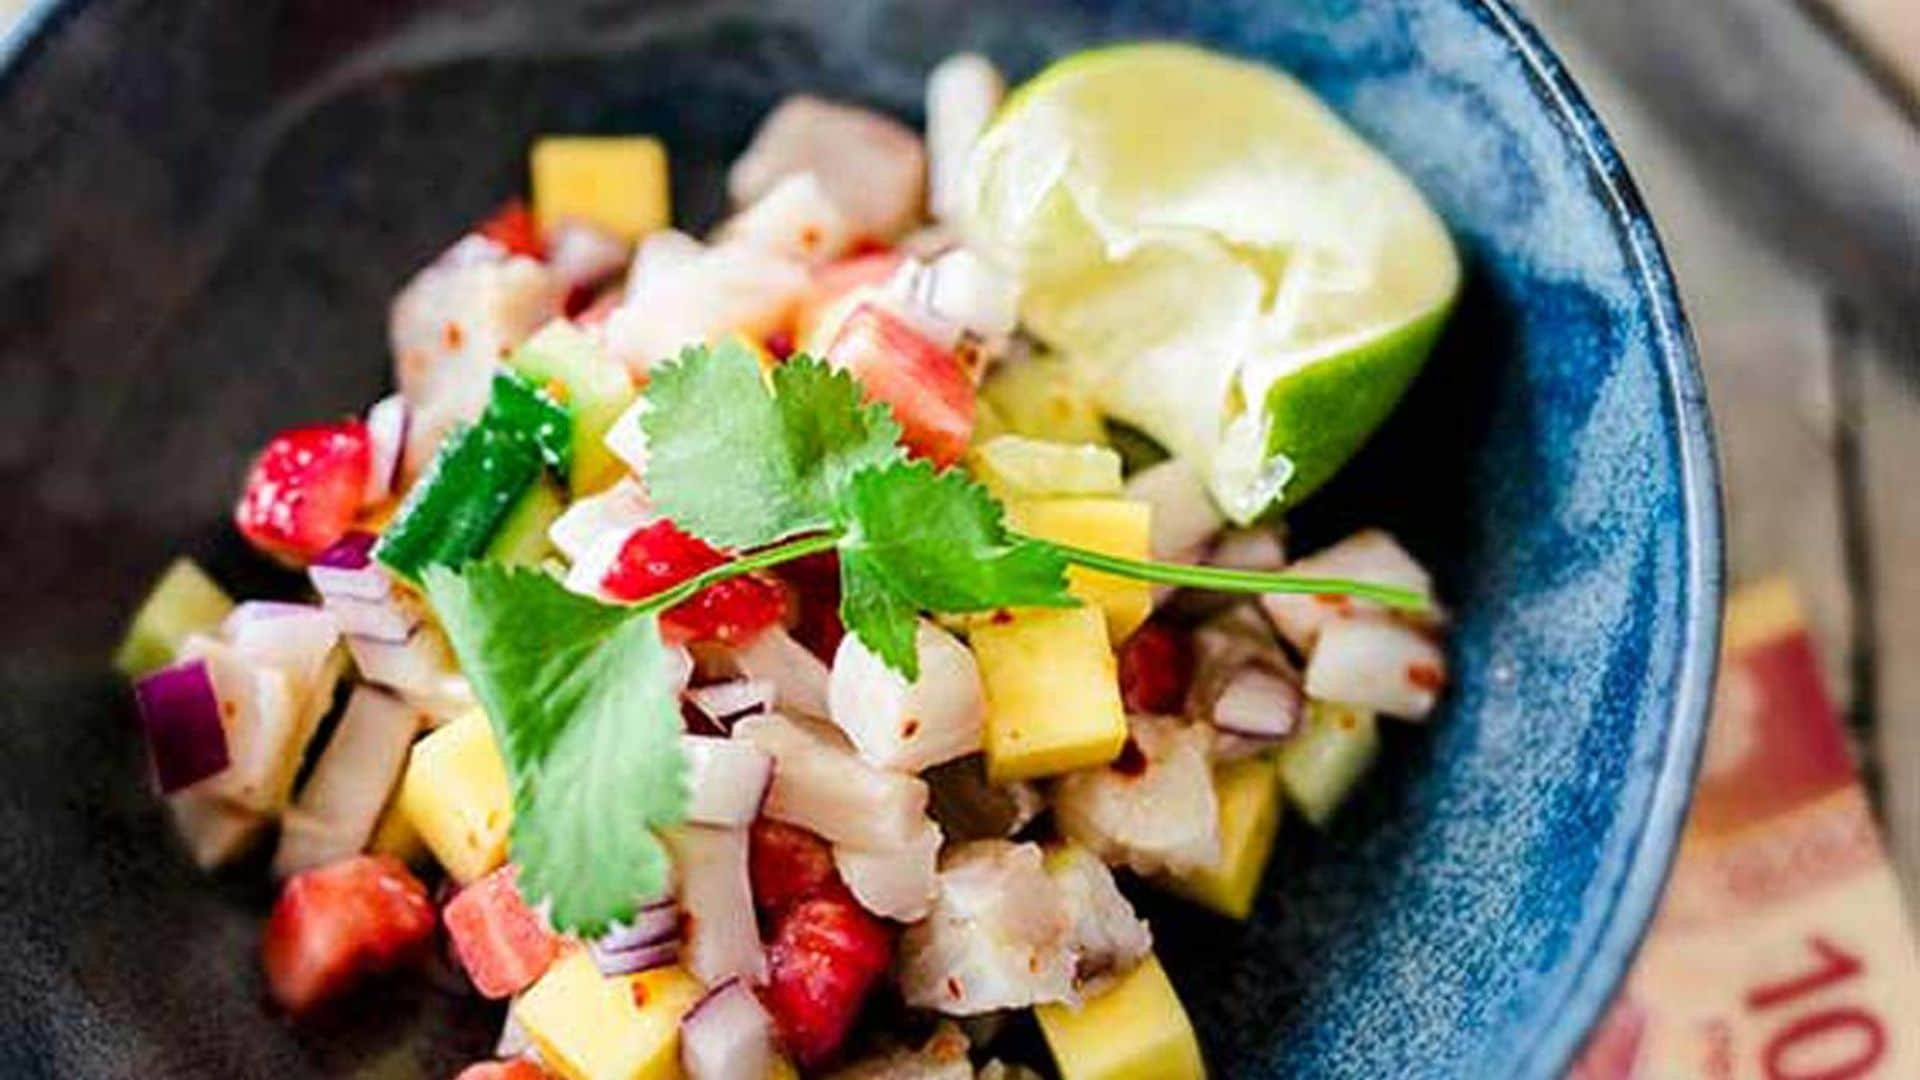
[798,226,822,253]
[989,609,1014,626]
[764,329,795,361]
[630,980,650,1008]
[945,975,963,1000]
[901,718,921,739]
[1314,594,1354,612]
[1111,736,1149,778]
[442,321,465,350]
[1406,661,1446,692]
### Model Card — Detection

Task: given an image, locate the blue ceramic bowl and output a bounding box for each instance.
[0,0,1719,1076]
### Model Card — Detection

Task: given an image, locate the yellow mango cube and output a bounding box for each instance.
[366,792,426,866]
[1005,498,1154,641]
[972,605,1127,783]
[397,709,511,884]
[531,137,670,241]
[1159,755,1284,919]
[1037,954,1205,1080]
[515,950,703,1080]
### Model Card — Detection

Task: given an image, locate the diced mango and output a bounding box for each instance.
[972,605,1127,783]
[764,1058,799,1080]
[515,950,703,1080]
[970,435,1124,501]
[1277,702,1379,828]
[1159,755,1284,919]
[398,709,512,883]
[114,558,234,677]
[1005,498,1153,641]
[979,354,1110,447]
[1037,954,1205,1080]
[367,791,427,866]
[531,137,670,241]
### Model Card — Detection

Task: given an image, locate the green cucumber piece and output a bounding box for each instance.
[969,435,1124,500]
[509,320,636,495]
[114,558,234,676]
[485,478,566,567]
[1277,701,1379,828]
[485,369,572,475]
[374,421,542,583]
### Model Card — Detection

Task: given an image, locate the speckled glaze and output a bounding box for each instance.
[0,0,1719,1077]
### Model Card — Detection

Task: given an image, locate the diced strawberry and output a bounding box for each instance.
[443,865,559,999]
[793,251,903,348]
[234,420,373,565]
[260,854,435,1014]
[455,1060,550,1080]
[827,303,974,466]
[1117,621,1196,715]
[749,819,843,917]
[777,550,845,661]
[601,520,789,645]
[761,894,895,1066]
[478,200,546,260]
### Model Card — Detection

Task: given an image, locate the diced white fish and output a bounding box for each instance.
[1125,458,1226,564]
[926,54,1005,222]
[1045,844,1153,986]
[1258,529,1436,652]
[734,714,930,849]
[602,231,808,376]
[733,627,832,720]
[828,622,984,774]
[1304,615,1446,721]
[834,817,944,922]
[669,825,767,987]
[390,253,564,475]
[729,96,926,241]
[718,172,859,265]
[897,840,1078,1015]
[1053,715,1220,877]
[273,687,422,877]
[545,219,630,292]
[548,477,654,563]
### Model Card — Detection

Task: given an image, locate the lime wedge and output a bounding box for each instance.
[961,43,1460,519]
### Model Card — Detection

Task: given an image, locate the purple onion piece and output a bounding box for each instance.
[1209,666,1303,740]
[313,531,378,571]
[590,939,679,977]
[134,660,230,793]
[596,903,681,953]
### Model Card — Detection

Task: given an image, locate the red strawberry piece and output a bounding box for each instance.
[442,865,560,999]
[477,200,546,260]
[1117,621,1196,715]
[761,894,895,1067]
[826,303,975,467]
[748,819,844,917]
[601,520,788,645]
[454,1061,550,1080]
[260,854,436,1014]
[233,420,373,565]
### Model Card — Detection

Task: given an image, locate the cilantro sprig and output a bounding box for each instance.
[422,341,1429,933]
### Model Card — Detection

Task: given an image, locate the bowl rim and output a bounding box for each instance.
[0,0,1722,1075]
[1469,1,1722,1075]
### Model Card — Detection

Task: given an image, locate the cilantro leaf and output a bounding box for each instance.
[640,342,903,548]
[422,563,686,934]
[839,461,1075,676]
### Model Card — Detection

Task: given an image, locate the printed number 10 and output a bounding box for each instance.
[1744,936,1885,1080]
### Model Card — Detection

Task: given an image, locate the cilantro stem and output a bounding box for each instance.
[631,532,844,616]
[1029,538,1432,613]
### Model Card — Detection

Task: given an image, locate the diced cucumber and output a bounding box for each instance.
[485,478,566,567]
[509,320,636,495]
[375,422,542,583]
[969,435,1124,500]
[486,369,572,475]
[979,353,1109,446]
[1277,701,1379,827]
[113,558,234,677]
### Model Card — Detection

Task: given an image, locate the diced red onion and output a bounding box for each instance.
[669,826,766,986]
[1209,666,1303,740]
[364,395,409,506]
[680,977,776,1080]
[590,938,679,977]
[923,249,1020,339]
[602,399,650,476]
[686,679,774,731]
[732,627,830,719]
[225,603,341,688]
[313,531,379,571]
[346,626,453,694]
[271,687,421,877]
[734,714,930,849]
[135,659,230,793]
[596,900,682,954]
[548,478,654,563]
[563,527,630,602]
[879,261,966,352]
[324,594,419,644]
[1126,459,1226,562]
[682,736,774,827]
[1209,528,1286,573]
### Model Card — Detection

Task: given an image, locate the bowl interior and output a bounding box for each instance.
[0,0,1717,1076]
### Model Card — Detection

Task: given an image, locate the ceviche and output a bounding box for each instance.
[115,44,1457,1080]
